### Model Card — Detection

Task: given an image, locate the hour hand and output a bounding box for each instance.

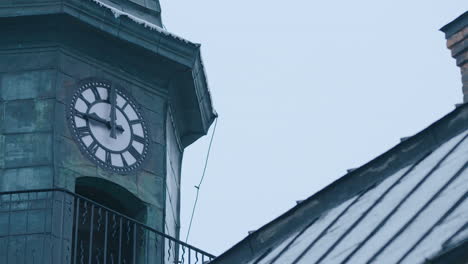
[110,86,117,139]
[84,112,124,132]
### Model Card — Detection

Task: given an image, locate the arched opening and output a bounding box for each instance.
[73,177,148,264]
[75,177,146,222]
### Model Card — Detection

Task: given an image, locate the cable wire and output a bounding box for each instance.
[185,117,218,243]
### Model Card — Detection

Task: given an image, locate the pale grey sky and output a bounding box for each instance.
[160,0,467,255]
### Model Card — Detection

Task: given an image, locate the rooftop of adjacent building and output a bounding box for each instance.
[211,99,468,264]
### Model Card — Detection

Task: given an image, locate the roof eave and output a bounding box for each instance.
[181,49,218,147]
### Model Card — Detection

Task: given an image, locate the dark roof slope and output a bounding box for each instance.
[212,104,468,264]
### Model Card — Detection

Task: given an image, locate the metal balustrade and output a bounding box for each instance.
[0,189,215,264]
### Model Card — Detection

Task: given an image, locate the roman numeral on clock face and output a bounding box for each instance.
[128,146,141,160]
[129,119,141,125]
[88,141,99,154]
[121,154,129,167]
[133,135,145,144]
[122,101,129,110]
[105,151,111,164]
[76,126,91,137]
[90,86,101,100]
[79,94,91,107]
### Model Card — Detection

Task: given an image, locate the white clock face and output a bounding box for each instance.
[68,80,150,173]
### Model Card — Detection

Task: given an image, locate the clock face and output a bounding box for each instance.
[67,80,150,173]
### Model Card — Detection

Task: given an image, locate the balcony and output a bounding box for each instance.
[0,189,215,264]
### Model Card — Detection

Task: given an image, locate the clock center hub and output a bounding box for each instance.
[88,102,131,152]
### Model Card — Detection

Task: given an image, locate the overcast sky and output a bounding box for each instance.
[159,0,467,255]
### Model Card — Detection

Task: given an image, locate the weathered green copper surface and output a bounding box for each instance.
[0,1,216,262]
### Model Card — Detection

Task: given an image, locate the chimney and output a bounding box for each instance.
[441,11,468,103]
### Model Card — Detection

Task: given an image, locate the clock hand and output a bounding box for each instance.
[110,85,117,139]
[84,113,124,132]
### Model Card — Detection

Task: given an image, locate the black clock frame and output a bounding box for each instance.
[67,78,150,174]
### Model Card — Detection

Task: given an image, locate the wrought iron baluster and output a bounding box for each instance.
[188,248,191,264]
[127,220,131,245]
[79,200,88,264]
[133,223,137,264]
[104,211,108,264]
[95,248,102,264]
[167,239,172,262]
[180,245,186,264]
[82,201,88,225]
[110,214,118,264]
[138,226,145,244]
[111,214,118,238]
[80,240,85,264]
[73,198,80,264]
[97,207,102,232]
[118,217,123,264]
[66,196,73,264]
[94,207,102,264]
[88,204,95,264]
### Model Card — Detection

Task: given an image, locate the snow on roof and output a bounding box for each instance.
[246,130,468,264]
[90,0,195,45]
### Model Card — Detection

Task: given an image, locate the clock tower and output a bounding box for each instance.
[0,1,216,263]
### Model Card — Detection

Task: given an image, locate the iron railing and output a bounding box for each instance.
[0,188,215,264]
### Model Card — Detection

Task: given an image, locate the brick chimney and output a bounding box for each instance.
[441,11,468,103]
